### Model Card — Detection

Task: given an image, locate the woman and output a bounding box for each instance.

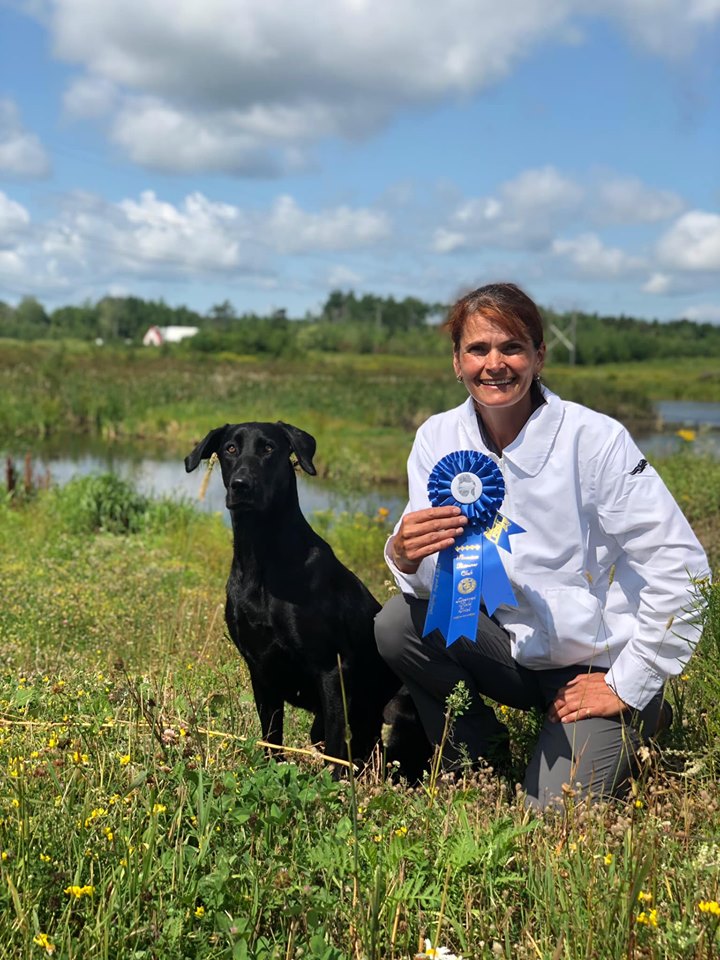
[375,282,709,809]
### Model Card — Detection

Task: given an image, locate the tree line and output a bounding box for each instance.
[1,290,719,365]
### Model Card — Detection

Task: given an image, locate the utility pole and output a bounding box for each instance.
[546,312,577,365]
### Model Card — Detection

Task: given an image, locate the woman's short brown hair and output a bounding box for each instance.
[445,282,545,351]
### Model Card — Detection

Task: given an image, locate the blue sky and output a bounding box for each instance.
[1,0,719,322]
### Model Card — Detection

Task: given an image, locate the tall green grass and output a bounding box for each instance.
[0,460,719,958]
[4,341,718,486]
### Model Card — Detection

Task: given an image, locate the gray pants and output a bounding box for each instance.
[375,594,664,810]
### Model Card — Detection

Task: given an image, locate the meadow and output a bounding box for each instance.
[3,339,719,485]
[1,342,720,959]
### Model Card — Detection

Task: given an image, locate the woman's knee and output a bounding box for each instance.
[374,594,418,668]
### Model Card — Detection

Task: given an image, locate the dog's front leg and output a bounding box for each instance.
[317,667,351,774]
[249,671,285,757]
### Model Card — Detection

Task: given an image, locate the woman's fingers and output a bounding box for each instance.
[392,506,467,570]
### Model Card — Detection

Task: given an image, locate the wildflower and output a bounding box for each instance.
[636,909,658,926]
[638,891,653,903]
[634,799,644,809]
[699,900,720,916]
[373,833,382,843]
[40,854,51,863]
[64,884,93,898]
[84,807,108,827]
[151,803,167,816]
[194,906,205,918]
[394,825,408,837]
[415,939,464,960]
[676,428,696,443]
[33,932,55,955]
[1,851,9,861]
[119,755,131,766]
[604,853,613,865]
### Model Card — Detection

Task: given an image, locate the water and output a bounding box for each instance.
[4,400,718,517]
[2,440,407,523]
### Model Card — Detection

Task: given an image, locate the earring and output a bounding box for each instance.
[456,374,463,382]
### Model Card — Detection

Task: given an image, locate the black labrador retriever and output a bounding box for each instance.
[185,420,428,777]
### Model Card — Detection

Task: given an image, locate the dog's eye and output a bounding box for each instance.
[264,444,274,454]
[226,444,237,455]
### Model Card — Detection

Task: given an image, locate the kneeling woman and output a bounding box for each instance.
[375,282,709,809]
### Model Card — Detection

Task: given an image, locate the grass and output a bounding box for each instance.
[2,340,719,485]
[0,449,719,959]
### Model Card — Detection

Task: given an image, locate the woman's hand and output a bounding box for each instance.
[548,672,629,723]
[390,506,468,574]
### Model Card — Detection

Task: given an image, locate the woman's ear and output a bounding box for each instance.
[535,342,546,374]
[452,352,462,380]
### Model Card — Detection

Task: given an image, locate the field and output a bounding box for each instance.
[3,339,720,485]
[1,343,720,958]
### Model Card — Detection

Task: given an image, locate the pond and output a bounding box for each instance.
[2,435,407,522]
[3,400,719,522]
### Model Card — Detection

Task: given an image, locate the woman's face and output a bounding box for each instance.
[453,312,545,415]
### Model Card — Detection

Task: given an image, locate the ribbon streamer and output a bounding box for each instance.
[423,451,524,646]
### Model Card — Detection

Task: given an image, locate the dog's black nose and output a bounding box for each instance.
[231,476,251,493]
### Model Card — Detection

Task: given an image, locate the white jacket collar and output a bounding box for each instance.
[458,387,565,477]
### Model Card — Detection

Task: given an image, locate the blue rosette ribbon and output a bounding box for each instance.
[423,450,525,646]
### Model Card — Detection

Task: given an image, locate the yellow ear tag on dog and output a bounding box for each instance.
[198,452,218,501]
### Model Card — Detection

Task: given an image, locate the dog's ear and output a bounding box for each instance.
[184,425,229,472]
[277,421,317,476]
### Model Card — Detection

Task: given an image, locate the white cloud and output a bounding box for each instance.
[24,1,715,175]
[0,188,394,295]
[433,166,584,252]
[0,99,51,178]
[587,0,720,57]
[656,210,720,271]
[682,302,720,323]
[265,195,390,254]
[551,233,647,278]
[0,191,31,239]
[593,176,685,224]
[63,76,118,118]
[643,272,672,294]
[326,265,364,288]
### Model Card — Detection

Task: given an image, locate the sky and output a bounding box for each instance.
[0,0,719,322]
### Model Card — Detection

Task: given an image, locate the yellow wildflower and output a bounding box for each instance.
[604,853,613,865]
[194,906,205,918]
[676,428,696,443]
[638,891,653,903]
[33,932,55,955]
[64,884,93,898]
[394,825,408,837]
[699,900,720,916]
[151,803,167,816]
[119,755,131,766]
[636,909,658,926]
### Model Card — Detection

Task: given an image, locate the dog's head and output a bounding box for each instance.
[184,421,316,512]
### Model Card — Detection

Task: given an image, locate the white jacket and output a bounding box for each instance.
[386,389,710,710]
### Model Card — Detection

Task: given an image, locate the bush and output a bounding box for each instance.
[53,473,149,534]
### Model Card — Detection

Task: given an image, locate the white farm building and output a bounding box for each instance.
[142,325,199,346]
